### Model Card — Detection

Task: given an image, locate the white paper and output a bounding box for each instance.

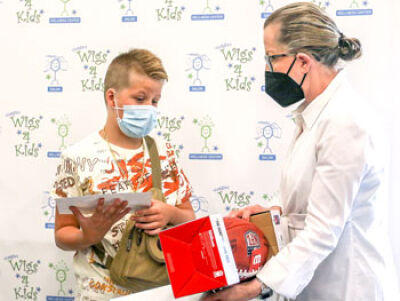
[110,285,203,301]
[56,192,152,214]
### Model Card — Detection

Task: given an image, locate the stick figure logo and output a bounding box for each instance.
[42,191,56,228]
[49,0,81,23]
[190,116,223,160]
[186,53,211,91]
[191,0,224,21]
[59,0,71,16]
[194,116,214,153]
[311,0,330,10]
[190,195,209,215]
[119,0,138,22]
[49,260,73,296]
[51,116,71,150]
[203,0,214,13]
[260,0,274,18]
[336,0,373,16]
[44,55,68,92]
[120,0,134,15]
[256,121,281,153]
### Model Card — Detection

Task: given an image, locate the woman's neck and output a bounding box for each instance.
[304,66,339,104]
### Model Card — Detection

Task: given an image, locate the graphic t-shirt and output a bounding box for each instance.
[51,132,192,300]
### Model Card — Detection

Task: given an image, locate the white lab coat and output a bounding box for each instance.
[257,71,399,301]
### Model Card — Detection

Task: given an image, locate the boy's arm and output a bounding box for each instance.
[133,199,195,235]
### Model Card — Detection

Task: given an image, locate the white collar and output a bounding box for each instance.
[293,70,346,129]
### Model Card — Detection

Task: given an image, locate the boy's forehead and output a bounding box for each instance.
[123,71,163,91]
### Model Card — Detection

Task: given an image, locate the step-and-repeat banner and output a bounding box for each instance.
[0,0,399,300]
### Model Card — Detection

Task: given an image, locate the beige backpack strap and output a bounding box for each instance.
[92,136,163,267]
[144,135,162,191]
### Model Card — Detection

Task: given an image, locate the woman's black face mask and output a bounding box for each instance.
[264,57,307,107]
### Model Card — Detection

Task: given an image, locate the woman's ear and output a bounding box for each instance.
[296,53,314,74]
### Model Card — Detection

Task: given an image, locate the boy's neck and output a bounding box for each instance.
[101,119,143,150]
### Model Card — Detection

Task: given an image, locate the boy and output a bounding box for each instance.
[53,49,195,300]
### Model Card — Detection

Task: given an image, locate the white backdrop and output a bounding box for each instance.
[0,0,399,300]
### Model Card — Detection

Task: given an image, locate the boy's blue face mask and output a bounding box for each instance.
[114,100,158,139]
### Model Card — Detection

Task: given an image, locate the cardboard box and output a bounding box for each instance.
[159,214,239,298]
[249,210,285,260]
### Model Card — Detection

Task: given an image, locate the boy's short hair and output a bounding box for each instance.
[104,49,168,100]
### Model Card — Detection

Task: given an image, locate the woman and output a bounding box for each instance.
[203,2,398,301]
[53,49,195,300]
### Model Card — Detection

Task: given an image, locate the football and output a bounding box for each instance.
[223,217,269,280]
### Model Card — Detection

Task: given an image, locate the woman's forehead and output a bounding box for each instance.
[264,23,285,53]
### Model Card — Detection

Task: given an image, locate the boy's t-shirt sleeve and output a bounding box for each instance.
[51,153,82,200]
[162,141,192,206]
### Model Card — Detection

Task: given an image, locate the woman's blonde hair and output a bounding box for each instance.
[264,2,362,67]
[104,49,168,99]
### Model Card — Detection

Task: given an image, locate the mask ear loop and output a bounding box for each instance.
[111,91,124,126]
[287,56,307,87]
[286,57,297,75]
[112,90,122,111]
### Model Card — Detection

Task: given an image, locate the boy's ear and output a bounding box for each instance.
[105,89,116,108]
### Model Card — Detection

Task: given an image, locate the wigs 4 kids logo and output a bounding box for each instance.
[7,111,43,158]
[156,0,185,22]
[73,46,110,92]
[44,55,68,93]
[16,0,44,24]
[189,116,223,160]
[186,53,211,92]
[218,43,256,92]
[47,260,74,300]
[190,0,224,21]
[213,186,253,212]
[256,121,281,161]
[156,115,185,158]
[118,0,138,22]
[336,0,373,16]
[48,0,81,23]
[4,255,41,300]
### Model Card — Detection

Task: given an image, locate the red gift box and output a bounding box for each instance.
[159,214,239,298]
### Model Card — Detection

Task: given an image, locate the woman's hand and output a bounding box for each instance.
[227,204,267,221]
[131,199,174,235]
[228,205,282,221]
[201,278,262,301]
[69,198,130,246]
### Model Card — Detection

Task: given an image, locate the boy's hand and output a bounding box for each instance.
[70,198,130,245]
[132,199,174,235]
